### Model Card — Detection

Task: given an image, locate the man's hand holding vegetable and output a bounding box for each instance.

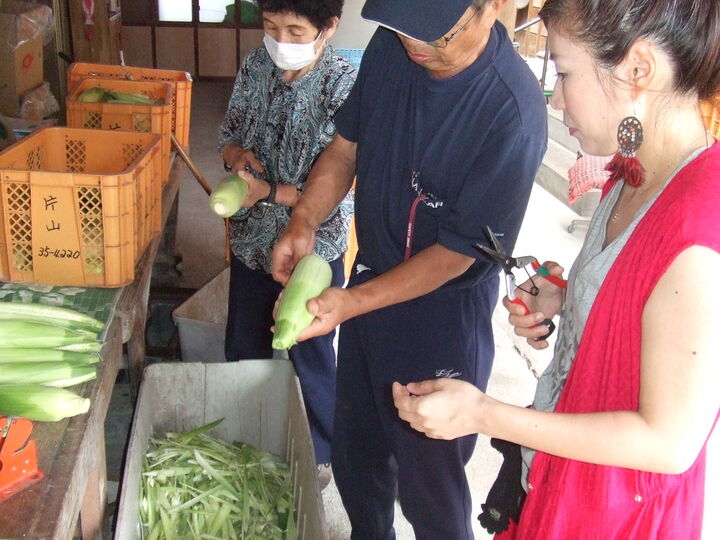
[272,133,478,343]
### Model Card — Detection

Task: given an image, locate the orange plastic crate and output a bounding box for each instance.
[66,78,174,186]
[67,62,192,151]
[0,127,162,287]
[700,96,720,140]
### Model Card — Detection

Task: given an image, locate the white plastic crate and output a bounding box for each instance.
[114,360,327,539]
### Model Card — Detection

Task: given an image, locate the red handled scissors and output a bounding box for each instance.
[475,226,567,339]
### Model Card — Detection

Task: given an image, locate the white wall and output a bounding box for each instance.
[330,0,377,49]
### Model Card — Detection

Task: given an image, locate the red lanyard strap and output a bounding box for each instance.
[404,193,428,261]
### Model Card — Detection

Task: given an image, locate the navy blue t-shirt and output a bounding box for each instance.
[335,22,548,288]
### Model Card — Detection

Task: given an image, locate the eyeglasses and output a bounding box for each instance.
[425,8,480,48]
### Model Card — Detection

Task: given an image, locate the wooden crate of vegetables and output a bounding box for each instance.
[0,127,162,287]
[66,78,174,186]
[66,62,193,152]
[115,361,327,540]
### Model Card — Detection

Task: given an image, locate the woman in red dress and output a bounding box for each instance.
[393,0,720,538]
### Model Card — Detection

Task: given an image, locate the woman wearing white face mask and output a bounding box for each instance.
[218,0,355,489]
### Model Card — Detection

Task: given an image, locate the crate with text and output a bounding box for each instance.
[0,127,162,287]
[66,78,174,186]
[67,63,192,151]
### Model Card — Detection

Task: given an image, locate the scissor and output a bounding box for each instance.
[475,226,567,339]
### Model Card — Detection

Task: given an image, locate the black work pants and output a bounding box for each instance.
[332,265,499,540]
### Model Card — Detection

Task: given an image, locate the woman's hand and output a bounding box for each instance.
[236,170,271,207]
[223,145,265,175]
[503,261,566,350]
[392,379,486,439]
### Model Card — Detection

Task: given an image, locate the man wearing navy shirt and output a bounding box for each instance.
[272,0,547,537]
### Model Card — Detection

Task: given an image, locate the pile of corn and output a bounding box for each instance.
[0,302,104,422]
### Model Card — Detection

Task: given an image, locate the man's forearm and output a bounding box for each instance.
[293,134,357,230]
[345,244,475,319]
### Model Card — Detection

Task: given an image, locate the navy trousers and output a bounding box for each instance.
[225,256,344,464]
[332,267,499,540]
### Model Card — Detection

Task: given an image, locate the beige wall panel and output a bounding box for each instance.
[240,28,264,63]
[122,26,153,67]
[330,0,376,49]
[238,29,263,66]
[198,27,236,77]
[156,27,195,73]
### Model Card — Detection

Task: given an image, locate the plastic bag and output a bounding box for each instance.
[1,0,55,51]
[20,81,59,121]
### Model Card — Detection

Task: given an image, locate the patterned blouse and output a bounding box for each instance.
[218,44,356,273]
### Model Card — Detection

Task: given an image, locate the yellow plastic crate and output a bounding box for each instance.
[66,78,174,186]
[0,127,162,287]
[67,62,192,151]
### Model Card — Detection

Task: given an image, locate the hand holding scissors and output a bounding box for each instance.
[475,226,567,341]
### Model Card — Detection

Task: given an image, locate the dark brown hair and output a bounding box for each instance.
[539,0,720,100]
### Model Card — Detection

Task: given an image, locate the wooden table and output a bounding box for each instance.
[0,160,181,539]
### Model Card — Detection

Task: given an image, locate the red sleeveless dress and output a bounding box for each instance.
[499,143,720,539]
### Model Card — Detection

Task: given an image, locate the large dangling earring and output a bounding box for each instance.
[605,115,646,186]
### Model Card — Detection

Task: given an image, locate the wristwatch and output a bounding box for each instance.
[258,181,277,206]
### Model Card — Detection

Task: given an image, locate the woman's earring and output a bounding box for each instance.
[605,115,645,186]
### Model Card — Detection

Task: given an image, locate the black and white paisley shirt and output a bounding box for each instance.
[218,44,356,273]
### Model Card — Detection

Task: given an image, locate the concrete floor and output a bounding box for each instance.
[104,81,718,539]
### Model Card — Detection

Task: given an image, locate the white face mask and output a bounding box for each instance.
[263,31,324,71]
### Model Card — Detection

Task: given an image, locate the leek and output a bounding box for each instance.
[272,253,332,350]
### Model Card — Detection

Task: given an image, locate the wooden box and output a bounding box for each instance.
[114,360,327,539]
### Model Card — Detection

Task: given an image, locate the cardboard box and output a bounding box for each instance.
[114,361,327,539]
[0,1,48,116]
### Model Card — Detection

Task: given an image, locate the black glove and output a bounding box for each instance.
[477,437,527,535]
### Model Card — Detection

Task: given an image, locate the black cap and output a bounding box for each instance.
[361,0,474,42]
